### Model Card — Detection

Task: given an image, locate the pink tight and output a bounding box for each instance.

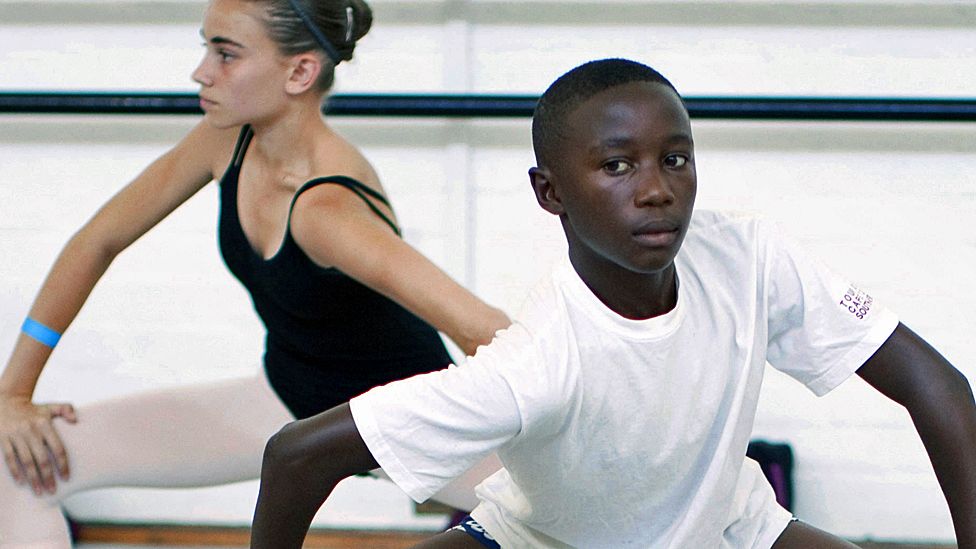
[0,371,497,548]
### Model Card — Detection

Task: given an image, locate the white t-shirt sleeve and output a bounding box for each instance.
[349,323,540,503]
[761,219,899,396]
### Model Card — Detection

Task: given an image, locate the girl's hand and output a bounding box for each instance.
[0,396,76,495]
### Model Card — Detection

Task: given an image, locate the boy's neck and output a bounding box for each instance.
[568,252,678,320]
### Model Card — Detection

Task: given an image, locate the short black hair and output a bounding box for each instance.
[532,58,681,168]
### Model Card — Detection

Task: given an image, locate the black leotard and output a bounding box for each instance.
[218,126,452,419]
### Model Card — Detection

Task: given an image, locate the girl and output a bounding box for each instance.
[0,0,507,545]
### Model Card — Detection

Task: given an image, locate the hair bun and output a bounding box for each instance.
[334,0,372,62]
[347,0,373,44]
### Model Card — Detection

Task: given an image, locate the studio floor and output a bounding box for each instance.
[71,523,431,549]
[68,523,957,549]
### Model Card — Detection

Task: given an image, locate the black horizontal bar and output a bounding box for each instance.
[2,92,976,122]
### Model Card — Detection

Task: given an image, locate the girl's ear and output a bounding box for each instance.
[529,167,565,216]
[285,54,323,95]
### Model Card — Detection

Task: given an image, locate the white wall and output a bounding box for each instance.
[1,0,974,541]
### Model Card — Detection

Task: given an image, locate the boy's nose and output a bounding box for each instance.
[635,170,675,207]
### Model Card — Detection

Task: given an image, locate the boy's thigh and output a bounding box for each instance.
[410,529,486,549]
[771,520,861,549]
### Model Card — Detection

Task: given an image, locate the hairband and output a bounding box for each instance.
[286,0,343,65]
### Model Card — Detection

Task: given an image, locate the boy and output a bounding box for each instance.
[250,59,976,548]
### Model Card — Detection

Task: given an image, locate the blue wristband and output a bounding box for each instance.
[22,317,61,348]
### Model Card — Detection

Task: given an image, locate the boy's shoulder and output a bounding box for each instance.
[511,259,576,335]
[683,209,768,252]
[688,208,763,232]
[679,210,794,280]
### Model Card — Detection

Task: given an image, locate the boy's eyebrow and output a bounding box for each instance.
[199,29,246,49]
[663,133,694,146]
[592,132,693,152]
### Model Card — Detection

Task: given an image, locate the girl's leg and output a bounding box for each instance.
[0,371,292,548]
[771,520,861,549]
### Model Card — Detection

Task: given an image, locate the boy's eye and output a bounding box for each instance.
[664,154,688,168]
[603,160,632,175]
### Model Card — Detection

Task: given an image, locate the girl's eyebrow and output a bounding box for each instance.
[199,29,246,49]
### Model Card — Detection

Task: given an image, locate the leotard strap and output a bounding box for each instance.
[291,176,400,236]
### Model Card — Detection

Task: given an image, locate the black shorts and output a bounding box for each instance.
[450,515,500,549]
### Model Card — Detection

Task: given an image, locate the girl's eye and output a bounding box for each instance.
[603,160,632,175]
[664,154,688,168]
[200,43,234,62]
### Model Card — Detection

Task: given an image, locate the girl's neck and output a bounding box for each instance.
[247,100,332,186]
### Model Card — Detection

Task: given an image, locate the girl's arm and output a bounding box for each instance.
[856,322,976,548]
[0,120,236,495]
[291,186,511,357]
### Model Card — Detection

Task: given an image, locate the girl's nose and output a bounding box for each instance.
[191,57,212,87]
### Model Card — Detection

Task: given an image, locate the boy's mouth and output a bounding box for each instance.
[632,221,680,247]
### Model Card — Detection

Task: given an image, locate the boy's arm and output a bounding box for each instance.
[250,403,378,548]
[856,322,976,548]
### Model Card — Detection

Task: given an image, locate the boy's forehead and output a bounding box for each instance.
[562,82,690,148]
[570,82,684,126]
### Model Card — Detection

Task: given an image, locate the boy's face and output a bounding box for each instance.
[532,81,697,281]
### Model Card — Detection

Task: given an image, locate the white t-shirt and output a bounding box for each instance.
[350,210,899,548]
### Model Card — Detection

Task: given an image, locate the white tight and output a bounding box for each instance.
[0,371,497,548]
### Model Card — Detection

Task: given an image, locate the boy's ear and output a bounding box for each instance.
[529,167,565,216]
[285,54,322,95]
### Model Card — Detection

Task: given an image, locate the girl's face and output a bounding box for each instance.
[192,0,294,128]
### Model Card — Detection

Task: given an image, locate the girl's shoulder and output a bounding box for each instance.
[166,121,247,181]
[310,129,380,186]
